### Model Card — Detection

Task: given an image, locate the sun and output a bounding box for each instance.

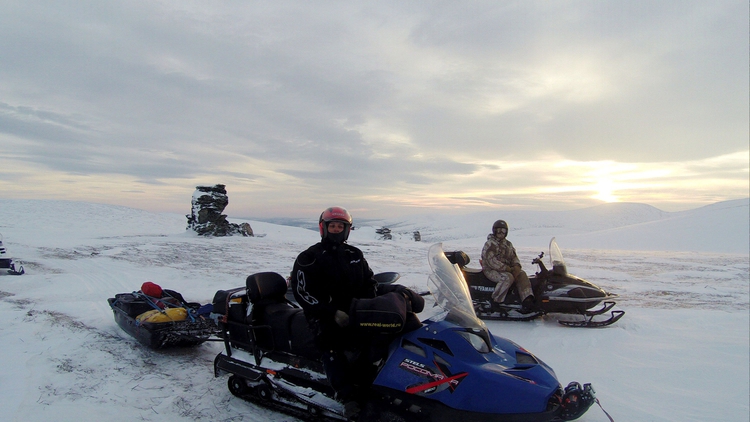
[591,180,619,203]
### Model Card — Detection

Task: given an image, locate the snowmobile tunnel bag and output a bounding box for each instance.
[211,287,246,316]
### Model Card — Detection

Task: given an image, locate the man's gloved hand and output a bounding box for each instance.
[334,310,350,327]
[379,284,426,314]
[401,288,425,313]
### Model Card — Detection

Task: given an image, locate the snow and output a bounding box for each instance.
[0,198,747,422]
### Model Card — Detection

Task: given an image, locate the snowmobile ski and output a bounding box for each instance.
[7,261,24,275]
[582,301,616,316]
[558,310,625,328]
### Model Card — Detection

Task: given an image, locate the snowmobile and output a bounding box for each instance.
[0,234,24,275]
[107,284,218,349]
[212,243,597,421]
[446,238,624,328]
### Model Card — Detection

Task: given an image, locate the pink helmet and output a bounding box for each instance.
[319,206,353,243]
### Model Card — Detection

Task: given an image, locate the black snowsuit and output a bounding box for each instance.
[292,239,379,348]
[291,239,379,400]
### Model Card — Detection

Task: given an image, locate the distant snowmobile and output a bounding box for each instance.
[212,243,598,421]
[0,234,24,275]
[446,238,624,327]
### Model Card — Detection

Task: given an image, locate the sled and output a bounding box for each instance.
[107,292,218,349]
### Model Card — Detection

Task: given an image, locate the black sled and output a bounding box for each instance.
[0,234,24,275]
[107,288,218,349]
[212,244,598,422]
[446,238,624,328]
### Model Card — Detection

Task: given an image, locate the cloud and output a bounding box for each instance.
[0,1,747,217]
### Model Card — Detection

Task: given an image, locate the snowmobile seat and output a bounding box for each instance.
[246,272,288,306]
[245,272,320,359]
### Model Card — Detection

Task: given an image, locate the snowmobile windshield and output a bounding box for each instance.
[549,237,567,275]
[427,243,488,333]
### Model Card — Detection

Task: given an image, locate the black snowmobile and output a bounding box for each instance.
[0,234,24,275]
[107,283,218,349]
[212,243,598,422]
[446,238,624,327]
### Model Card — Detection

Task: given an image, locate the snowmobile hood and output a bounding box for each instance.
[374,317,561,416]
[370,244,563,417]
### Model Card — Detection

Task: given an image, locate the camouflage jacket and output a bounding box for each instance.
[481,233,520,273]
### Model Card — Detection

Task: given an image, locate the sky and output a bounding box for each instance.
[0,0,748,219]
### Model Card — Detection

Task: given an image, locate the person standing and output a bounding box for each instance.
[290,206,378,416]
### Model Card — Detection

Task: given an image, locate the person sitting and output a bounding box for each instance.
[481,220,535,312]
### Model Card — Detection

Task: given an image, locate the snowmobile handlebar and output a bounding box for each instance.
[532,251,548,274]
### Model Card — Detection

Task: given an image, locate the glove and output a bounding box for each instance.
[334,310,350,327]
[378,284,425,314]
[401,288,425,313]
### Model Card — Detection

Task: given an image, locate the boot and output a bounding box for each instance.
[342,400,361,419]
[520,295,536,314]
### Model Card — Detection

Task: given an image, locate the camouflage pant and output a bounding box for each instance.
[483,269,533,303]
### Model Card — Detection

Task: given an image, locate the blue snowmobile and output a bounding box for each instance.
[212,243,596,421]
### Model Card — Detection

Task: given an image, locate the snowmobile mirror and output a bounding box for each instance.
[374,271,400,284]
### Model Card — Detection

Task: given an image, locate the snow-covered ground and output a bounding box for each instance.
[0,198,747,421]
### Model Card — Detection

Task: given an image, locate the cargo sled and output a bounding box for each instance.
[107,282,218,349]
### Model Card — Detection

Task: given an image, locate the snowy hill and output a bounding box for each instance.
[0,198,747,422]
[348,198,749,254]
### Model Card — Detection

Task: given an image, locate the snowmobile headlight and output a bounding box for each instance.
[458,330,490,353]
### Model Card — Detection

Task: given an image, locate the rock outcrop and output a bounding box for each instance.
[186,185,253,236]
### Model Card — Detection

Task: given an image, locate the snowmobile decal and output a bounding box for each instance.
[399,358,468,395]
